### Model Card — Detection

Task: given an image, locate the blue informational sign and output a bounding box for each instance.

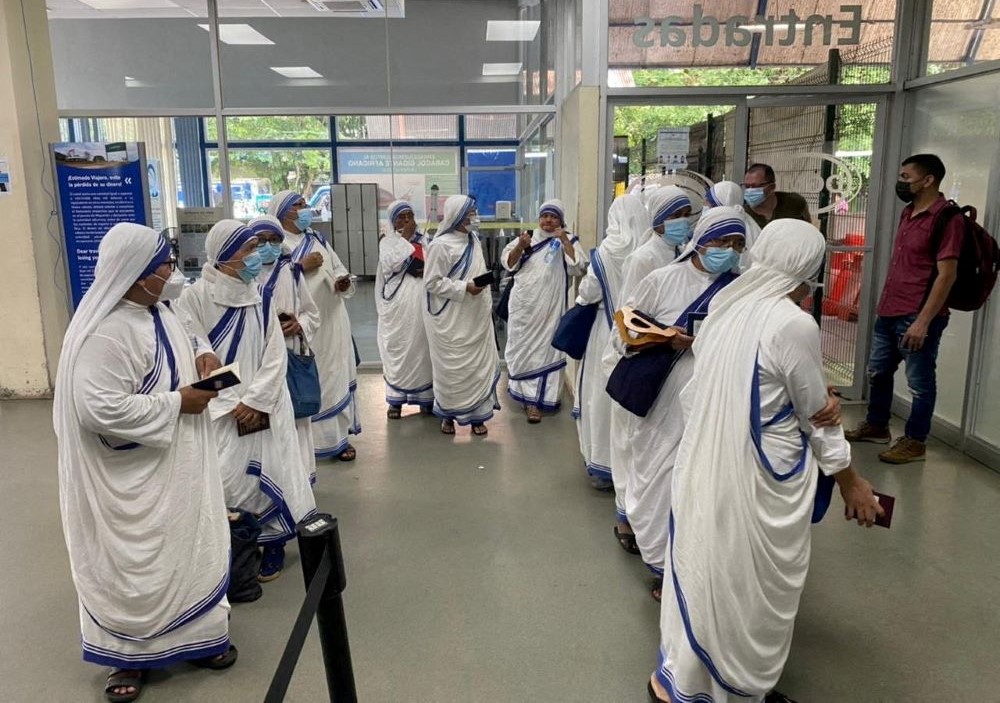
[466,149,517,218]
[52,142,150,307]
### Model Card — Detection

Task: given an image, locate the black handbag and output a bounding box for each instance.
[551,303,599,360]
[286,334,321,419]
[606,344,683,417]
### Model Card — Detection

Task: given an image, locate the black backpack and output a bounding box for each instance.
[928,202,1000,312]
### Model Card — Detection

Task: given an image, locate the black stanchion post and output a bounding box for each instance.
[297,514,357,703]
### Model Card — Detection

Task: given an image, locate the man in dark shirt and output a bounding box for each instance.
[846,154,961,464]
[742,163,812,228]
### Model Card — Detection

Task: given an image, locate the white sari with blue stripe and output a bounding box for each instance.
[424,230,501,425]
[501,230,586,411]
[283,227,361,458]
[176,270,316,545]
[70,301,232,669]
[656,299,851,702]
[375,231,434,408]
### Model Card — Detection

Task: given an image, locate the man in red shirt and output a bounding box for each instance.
[846,154,961,463]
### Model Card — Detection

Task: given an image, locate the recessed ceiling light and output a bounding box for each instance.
[198,24,274,45]
[270,66,324,79]
[486,20,540,41]
[80,0,178,9]
[482,62,522,76]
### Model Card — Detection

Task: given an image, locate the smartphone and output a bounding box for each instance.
[473,271,496,288]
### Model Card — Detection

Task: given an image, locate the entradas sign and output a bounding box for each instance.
[633,4,862,48]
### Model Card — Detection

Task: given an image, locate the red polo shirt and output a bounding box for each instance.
[877,195,964,317]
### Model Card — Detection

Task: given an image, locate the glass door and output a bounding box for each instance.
[745,96,885,398]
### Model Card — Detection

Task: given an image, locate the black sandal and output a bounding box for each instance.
[651,578,663,603]
[387,406,402,420]
[440,419,456,435]
[105,669,145,703]
[337,445,357,462]
[191,644,239,670]
[613,525,641,555]
[471,423,488,436]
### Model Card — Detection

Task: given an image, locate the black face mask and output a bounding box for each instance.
[895,180,916,203]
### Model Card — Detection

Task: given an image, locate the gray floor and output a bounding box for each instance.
[2,375,999,702]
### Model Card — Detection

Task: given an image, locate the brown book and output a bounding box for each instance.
[614,307,678,350]
[236,413,270,437]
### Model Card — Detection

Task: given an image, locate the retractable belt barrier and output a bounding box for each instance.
[264,513,357,703]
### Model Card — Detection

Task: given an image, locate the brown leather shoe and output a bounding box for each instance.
[844,421,891,444]
[879,437,926,464]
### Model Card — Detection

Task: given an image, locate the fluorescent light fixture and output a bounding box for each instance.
[197,24,274,45]
[270,66,324,79]
[524,151,548,159]
[303,0,330,10]
[486,20,539,41]
[739,23,807,33]
[80,0,177,9]
[482,62,522,76]
[124,76,135,80]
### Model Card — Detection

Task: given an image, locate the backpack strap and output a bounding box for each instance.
[920,200,965,310]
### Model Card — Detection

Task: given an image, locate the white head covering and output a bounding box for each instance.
[602,194,649,261]
[677,205,747,261]
[386,199,414,230]
[268,190,302,222]
[538,198,566,227]
[202,219,260,307]
[704,180,744,209]
[437,194,476,236]
[248,215,285,241]
[637,185,691,245]
[53,224,170,556]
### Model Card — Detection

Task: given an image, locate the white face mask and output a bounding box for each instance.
[153,269,187,301]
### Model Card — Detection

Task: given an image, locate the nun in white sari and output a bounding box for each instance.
[649,220,882,703]
[269,190,360,462]
[376,200,435,417]
[601,185,691,553]
[176,220,316,582]
[501,199,586,422]
[54,223,235,700]
[701,180,762,269]
[572,194,648,491]
[250,215,321,486]
[620,207,746,586]
[424,194,500,436]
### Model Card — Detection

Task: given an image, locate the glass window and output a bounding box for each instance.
[926,0,1000,75]
[907,73,1000,434]
[466,149,518,219]
[336,116,458,142]
[336,146,460,221]
[206,117,330,143]
[608,1,896,87]
[207,148,333,221]
[48,2,214,111]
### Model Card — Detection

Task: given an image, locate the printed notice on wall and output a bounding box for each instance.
[177,207,223,278]
[51,142,151,307]
[0,158,11,195]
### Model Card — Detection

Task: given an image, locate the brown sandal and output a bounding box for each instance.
[337,445,357,462]
[525,406,542,424]
[440,419,456,435]
[472,423,488,436]
[387,406,402,420]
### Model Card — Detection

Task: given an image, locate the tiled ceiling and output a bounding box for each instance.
[46,0,406,19]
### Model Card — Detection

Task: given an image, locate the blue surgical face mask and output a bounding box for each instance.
[744,187,767,207]
[238,251,263,283]
[258,242,282,265]
[295,209,314,231]
[662,218,691,246]
[699,246,741,274]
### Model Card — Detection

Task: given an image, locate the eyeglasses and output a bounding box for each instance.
[165,259,178,271]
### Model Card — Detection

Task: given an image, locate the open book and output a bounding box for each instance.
[191,362,241,391]
[614,307,678,351]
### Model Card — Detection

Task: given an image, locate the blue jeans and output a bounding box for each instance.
[866,314,948,442]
